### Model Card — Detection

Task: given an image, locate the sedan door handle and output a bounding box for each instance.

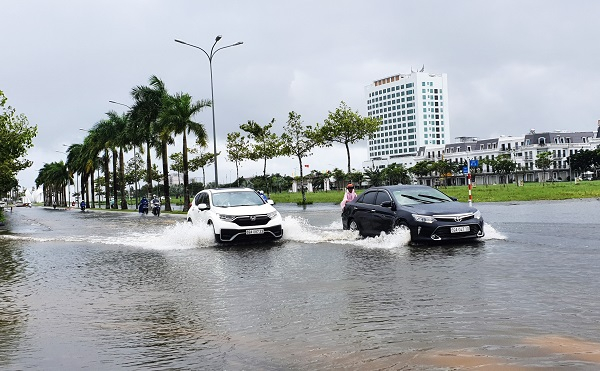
[369,209,376,213]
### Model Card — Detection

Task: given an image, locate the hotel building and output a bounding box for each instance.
[364,70,450,169]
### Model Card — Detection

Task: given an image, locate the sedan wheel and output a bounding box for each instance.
[394,220,411,235]
[348,219,363,236]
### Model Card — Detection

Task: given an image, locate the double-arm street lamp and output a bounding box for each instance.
[174,35,243,188]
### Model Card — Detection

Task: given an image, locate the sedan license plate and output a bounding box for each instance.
[450,226,470,233]
[246,229,264,235]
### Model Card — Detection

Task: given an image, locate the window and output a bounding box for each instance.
[375,191,391,206]
[361,191,378,205]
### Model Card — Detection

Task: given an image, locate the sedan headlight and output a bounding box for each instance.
[474,210,482,219]
[412,214,436,223]
[217,214,236,222]
[267,210,279,219]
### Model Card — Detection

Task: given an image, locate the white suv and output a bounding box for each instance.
[187,188,283,242]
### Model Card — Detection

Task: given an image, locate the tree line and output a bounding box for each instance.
[37,75,381,209]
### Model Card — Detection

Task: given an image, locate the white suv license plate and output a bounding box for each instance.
[450,226,470,233]
[246,229,264,235]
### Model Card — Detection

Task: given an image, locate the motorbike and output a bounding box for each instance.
[139,201,149,215]
[151,202,161,217]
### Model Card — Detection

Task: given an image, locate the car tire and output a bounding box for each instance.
[394,220,411,235]
[187,218,192,224]
[348,219,362,236]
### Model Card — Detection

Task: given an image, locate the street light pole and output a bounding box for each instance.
[175,35,243,188]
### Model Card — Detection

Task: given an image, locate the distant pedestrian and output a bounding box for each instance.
[340,183,357,209]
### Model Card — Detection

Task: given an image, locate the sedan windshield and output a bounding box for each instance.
[393,188,453,205]
[212,191,265,207]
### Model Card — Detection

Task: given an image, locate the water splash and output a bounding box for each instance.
[1,216,499,250]
[482,222,506,240]
[281,216,411,249]
[110,222,215,250]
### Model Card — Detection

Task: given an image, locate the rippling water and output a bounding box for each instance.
[1,200,600,370]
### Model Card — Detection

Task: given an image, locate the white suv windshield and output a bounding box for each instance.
[212,191,264,207]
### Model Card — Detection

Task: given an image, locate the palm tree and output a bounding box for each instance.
[159,92,210,211]
[66,143,90,206]
[88,120,113,209]
[153,115,175,211]
[81,132,105,208]
[130,75,168,197]
[36,161,70,207]
[105,111,130,209]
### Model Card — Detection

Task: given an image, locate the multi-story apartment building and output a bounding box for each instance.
[365,70,450,170]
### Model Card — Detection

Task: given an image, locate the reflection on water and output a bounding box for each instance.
[0,239,27,368]
[1,202,600,369]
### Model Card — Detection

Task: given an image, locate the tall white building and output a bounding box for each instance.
[364,70,450,169]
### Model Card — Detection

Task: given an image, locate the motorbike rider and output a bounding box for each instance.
[151,195,160,216]
[139,196,149,215]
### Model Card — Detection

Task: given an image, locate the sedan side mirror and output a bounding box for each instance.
[198,203,209,211]
[267,199,274,205]
[380,201,393,208]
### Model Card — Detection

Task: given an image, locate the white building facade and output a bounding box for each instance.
[413,130,599,187]
[364,70,450,170]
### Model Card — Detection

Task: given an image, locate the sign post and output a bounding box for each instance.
[467,159,479,207]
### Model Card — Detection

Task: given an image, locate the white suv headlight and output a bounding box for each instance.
[412,214,436,223]
[267,210,279,219]
[217,214,236,222]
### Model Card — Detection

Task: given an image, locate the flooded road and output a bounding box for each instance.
[1,199,600,370]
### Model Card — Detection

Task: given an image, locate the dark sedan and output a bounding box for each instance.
[341,185,484,242]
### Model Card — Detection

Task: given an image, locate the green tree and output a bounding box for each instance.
[347,170,364,188]
[409,160,434,183]
[280,111,319,205]
[317,101,381,174]
[65,143,90,205]
[0,90,38,193]
[364,167,384,187]
[159,92,209,211]
[331,168,346,190]
[568,149,595,176]
[431,160,454,187]
[226,132,249,187]
[535,151,552,185]
[104,111,131,209]
[493,154,517,186]
[189,150,217,189]
[88,119,115,208]
[35,161,70,207]
[240,119,281,186]
[125,151,145,202]
[382,163,410,185]
[169,152,184,186]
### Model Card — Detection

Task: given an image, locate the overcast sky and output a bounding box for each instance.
[4,1,600,188]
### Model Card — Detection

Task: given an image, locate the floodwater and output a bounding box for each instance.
[1,199,600,370]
